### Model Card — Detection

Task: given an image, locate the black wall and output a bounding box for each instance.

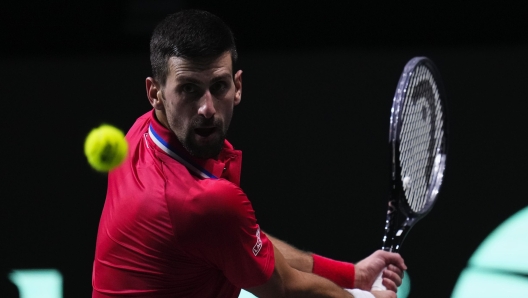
[2,1,526,297]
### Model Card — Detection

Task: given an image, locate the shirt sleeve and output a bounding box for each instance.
[178,179,275,289]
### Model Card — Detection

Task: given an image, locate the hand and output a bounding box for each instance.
[354,250,407,291]
[371,290,397,298]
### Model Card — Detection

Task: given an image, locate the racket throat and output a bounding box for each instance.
[382,217,415,252]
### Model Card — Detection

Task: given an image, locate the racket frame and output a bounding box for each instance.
[381,57,448,252]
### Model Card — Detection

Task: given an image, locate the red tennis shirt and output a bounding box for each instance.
[92,110,274,297]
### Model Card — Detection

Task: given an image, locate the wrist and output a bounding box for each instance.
[312,254,355,289]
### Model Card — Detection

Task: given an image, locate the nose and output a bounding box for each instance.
[198,91,216,119]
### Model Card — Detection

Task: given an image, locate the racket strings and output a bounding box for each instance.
[399,65,445,213]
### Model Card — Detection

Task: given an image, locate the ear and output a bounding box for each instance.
[233,70,242,106]
[146,77,164,110]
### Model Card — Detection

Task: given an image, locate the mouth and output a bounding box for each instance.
[194,127,217,138]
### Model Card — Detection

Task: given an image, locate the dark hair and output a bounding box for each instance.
[150,9,238,85]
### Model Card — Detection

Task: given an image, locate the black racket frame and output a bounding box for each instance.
[381,57,449,252]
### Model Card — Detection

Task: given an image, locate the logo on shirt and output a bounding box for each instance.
[252,227,263,256]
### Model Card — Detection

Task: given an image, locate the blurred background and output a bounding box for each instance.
[1,1,527,297]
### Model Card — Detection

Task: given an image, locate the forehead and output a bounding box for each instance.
[167,52,233,79]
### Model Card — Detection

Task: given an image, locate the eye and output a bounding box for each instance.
[182,84,198,94]
[210,81,228,94]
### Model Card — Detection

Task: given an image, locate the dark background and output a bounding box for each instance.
[1,1,527,297]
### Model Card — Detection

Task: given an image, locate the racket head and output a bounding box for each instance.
[383,56,448,251]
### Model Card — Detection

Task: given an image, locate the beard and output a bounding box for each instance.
[180,117,227,160]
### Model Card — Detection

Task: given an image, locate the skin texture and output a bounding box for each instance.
[145,51,405,297]
[353,251,406,291]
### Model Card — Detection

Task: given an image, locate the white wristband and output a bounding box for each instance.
[345,288,375,298]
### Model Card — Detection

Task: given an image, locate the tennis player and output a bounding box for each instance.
[91,9,406,298]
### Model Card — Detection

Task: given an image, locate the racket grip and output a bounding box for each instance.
[371,267,387,291]
[345,288,375,298]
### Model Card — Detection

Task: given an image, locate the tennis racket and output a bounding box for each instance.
[371,56,448,290]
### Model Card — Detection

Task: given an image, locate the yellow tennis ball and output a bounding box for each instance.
[84,124,128,172]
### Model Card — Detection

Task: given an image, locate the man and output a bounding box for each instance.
[92,9,406,298]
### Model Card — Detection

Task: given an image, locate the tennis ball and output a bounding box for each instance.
[84,124,128,172]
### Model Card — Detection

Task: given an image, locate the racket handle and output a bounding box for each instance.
[371,267,387,291]
[345,288,375,298]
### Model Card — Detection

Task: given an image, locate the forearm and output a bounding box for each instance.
[264,231,355,289]
[285,270,355,298]
[264,232,313,272]
[248,245,354,298]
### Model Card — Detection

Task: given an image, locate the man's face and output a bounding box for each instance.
[151,52,242,159]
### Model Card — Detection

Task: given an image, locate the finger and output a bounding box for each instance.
[377,251,407,271]
[371,290,397,298]
[386,264,403,279]
[371,270,386,291]
[381,276,398,292]
[382,267,402,287]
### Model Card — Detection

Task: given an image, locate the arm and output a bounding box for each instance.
[246,245,397,298]
[264,232,355,289]
[246,245,354,298]
[187,182,400,296]
[263,232,406,291]
[184,183,373,297]
[264,232,313,272]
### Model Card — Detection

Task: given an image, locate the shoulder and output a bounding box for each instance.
[195,179,252,218]
[174,178,257,241]
[172,178,255,232]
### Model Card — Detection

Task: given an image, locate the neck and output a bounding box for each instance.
[154,110,170,129]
